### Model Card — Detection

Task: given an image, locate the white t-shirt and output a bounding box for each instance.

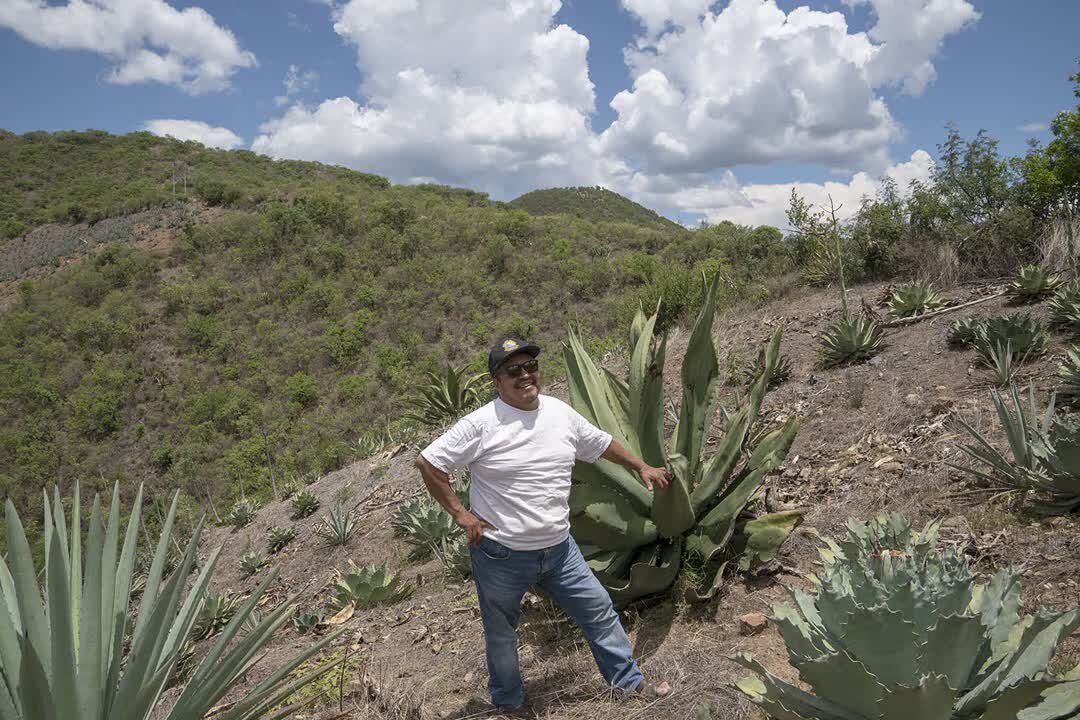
[420,395,612,550]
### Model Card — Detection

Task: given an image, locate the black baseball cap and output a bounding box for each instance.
[488,337,541,377]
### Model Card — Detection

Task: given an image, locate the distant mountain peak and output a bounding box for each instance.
[509,186,683,232]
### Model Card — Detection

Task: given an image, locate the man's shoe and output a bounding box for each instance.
[493,703,532,718]
[635,679,671,698]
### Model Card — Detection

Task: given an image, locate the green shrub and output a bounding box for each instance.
[323,311,370,365]
[286,372,318,407]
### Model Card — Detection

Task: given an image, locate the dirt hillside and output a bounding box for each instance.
[185,279,1080,720]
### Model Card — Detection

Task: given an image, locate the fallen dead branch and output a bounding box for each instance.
[880,290,1006,328]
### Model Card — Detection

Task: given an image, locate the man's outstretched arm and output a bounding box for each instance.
[414,455,493,544]
[599,439,670,490]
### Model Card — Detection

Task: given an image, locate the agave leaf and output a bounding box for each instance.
[670,273,722,484]
[603,540,682,608]
[1013,680,1080,720]
[736,510,803,573]
[920,614,986,690]
[651,453,695,538]
[733,654,864,720]
[796,650,884,718]
[876,673,956,719]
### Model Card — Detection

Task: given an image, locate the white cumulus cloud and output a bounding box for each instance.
[647,149,936,228]
[143,119,243,149]
[0,0,255,94]
[252,0,975,226]
[254,0,600,197]
[620,0,714,36]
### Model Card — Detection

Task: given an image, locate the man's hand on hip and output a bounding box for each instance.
[454,509,496,545]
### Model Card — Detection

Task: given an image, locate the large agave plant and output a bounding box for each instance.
[821,314,884,367]
[328,563,413,612]
[952,385,1080,515]
[0,483,343,720]
[392,499,460,558]
[887,280,947,318]
[239,550,269,578]
[735,513,1080,720]
[974,313,1048,364]
[405,364,487,428]
[1008,264,1063,302]
[564,274,800,605]
[1060,347,1080,403]
[1049,280,1080,336]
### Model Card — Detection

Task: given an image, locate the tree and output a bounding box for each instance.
[1019,59,1080,273]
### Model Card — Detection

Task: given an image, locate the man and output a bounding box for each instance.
[414,337,671,714]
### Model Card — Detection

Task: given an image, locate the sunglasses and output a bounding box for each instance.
[500,358,539,378]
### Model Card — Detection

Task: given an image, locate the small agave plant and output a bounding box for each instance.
[290,489,320,519]
[392,499,460,558]
[1060,347,1080,403]
[227,499,257,529]
[267,525,296,554]
[1049,280,1080,336]
[821,314,884,367]
[741,348,793,389]
[405,364,487,428]
[354,432,383,459]
[292,609,323,634]
[952,385,1080,515]
[1008,264,1063,303]
[315,501,358,546]
[329,563,413,612]
[887,280,947,318]
[565,274,801,605]
[433,534,473,581]
[947,316,984,347]
[239,550,269,578]
[735,513,1080,720]
[974,313,1048,365]
[193,591,238,640]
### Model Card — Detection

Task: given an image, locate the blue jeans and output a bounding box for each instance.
[469,534,643,706]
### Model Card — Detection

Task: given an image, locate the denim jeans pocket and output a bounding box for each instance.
[474,535,511,561]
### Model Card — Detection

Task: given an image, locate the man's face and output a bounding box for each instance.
[494,352,541,407]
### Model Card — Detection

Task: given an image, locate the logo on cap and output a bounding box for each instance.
[502,339,519,352]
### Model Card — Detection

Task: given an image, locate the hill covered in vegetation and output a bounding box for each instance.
[509,186,685,232]
[0,131,794,525]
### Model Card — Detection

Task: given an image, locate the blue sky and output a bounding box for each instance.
[1,0,1077,227]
